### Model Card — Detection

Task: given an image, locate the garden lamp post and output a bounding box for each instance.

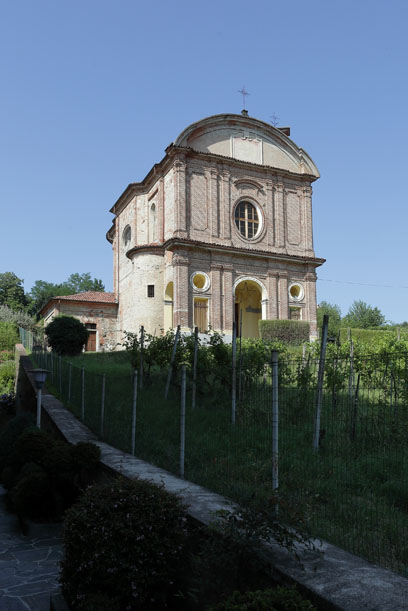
[30,368,49,428]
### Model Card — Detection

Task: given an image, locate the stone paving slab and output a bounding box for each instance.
[0,486,63,611]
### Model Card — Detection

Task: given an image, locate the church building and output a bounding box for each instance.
[106,111,325,341]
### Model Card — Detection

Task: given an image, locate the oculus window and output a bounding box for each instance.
[190,271,210,292]
[234,201,260,239]
[288,283,304,302]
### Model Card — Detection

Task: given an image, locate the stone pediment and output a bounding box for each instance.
[174,114,319,178]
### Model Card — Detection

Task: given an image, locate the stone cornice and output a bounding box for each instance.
[125,238,325,268]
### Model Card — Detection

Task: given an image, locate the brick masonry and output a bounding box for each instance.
[106,113,325,342]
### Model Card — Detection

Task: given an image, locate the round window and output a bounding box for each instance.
[190,272,210,292]
[234,201,261,239]
[288,283,304,301]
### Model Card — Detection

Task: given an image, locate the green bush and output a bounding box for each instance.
[9,465,53,519]
[259,320,310,345]
[0,413,34,472]
[75,593,121,611]
[0,321,19,352]
[0,361,16,394]
[2,428,101,519]
[0,350,14,362]
[60,478,189,610]
[210,587,316,610]
[14,428,51,466]
[45,316,89,356]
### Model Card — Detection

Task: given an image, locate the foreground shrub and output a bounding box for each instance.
[45,316,89,356]
[210,587,316,610]
[188,497,317,609]
[0,360,16,394]
[0,321,19,352]
[60,478,189,610]
[0,413,34,471]
[0,350,14,362]
[2,429,101,519]
[9,465,52,519]
[259,320,310,345]
[0,391,15,413]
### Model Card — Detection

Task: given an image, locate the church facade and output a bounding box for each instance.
[107,112,325,341]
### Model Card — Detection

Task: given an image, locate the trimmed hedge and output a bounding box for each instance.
[259,320,310,344]
[210,587,316,610]
[0,413,34,472]
[1,428,101,519]
[60,478,189,610]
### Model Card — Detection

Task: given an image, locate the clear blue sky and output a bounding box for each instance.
[1,0,407,322]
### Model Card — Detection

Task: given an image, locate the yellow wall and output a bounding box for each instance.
[235,281,262,338]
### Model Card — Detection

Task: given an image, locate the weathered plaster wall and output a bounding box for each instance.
[43,303,118,351]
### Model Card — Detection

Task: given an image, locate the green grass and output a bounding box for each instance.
[61,350,133,375]
[32,348,408,576]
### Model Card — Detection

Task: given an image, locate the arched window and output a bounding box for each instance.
[122,225,131,248]
[149,203,156,242]
[234,201,260,239]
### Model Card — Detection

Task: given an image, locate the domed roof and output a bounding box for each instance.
[174,113,319,178]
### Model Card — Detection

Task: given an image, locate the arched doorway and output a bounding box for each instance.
[164,282,174,330]
[234,278,265,338]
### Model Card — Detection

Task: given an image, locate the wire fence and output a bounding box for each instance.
[19,327,408,576]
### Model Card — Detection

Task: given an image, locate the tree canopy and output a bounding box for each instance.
[317,301,342,338]
[28,272,105,315]
[342,300,386,329]
[0,272,27,311]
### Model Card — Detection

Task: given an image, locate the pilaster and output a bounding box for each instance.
[210,167,219,238]
[158,178,165,243]
[275,182,285,247]
[278,272,289,319]
[174,156,187,236]
[223,264,234,333]
[266,180,275,249]
[173,253,190,330]
[221,169,231,239]
[303,186,314,254]
[267,271,278,319]
[210,264,222,331]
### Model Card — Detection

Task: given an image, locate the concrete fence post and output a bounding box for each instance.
[271,350,279,493]
[192,327,198,409]
[100,373,106,437]
[68,363,72,403]
[231,322,237,424]
[131,370,138,456]
[180,365,186,478]
[81,367,85,421]
[313,314,329,450]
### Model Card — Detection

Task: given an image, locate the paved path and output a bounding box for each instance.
[0,486,63,610]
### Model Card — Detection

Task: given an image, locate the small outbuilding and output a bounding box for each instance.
[39,291,118,352]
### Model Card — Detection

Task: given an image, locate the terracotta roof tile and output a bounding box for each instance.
[53,291,117,303]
